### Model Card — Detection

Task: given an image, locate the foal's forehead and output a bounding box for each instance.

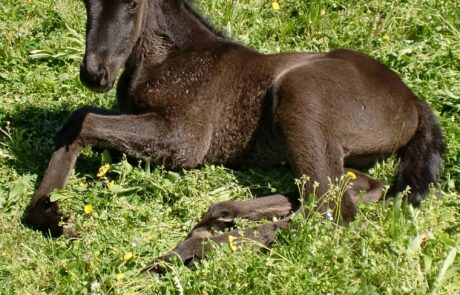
[83,0,143,14]
[83,0,146,4]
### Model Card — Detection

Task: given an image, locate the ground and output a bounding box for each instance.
[0,0,459,294]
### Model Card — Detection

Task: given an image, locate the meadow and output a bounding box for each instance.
[0,0,459,293]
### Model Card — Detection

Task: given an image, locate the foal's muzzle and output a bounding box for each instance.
[80,63,113,93]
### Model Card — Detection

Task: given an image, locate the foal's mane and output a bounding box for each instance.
[181,0,226,37]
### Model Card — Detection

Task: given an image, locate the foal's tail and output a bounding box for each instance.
[390,100,445,206]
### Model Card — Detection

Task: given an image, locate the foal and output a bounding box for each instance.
[23,0,444,272]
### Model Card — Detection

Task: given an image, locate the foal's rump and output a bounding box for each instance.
[272,48,443,205]
[273,49,420,156]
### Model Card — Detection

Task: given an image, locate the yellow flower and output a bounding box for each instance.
[271,1,280,10]
[97,163,110,177]
[345,171,357,180]
[84,204,93,215]
[227,235,238,252]
[108,180,115,191]
[116,273,126,281]
[381,35,390,42]
[456,53,460,60]
[123,252,134,261]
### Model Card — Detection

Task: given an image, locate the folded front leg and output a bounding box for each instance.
[23,107,210,236]
[23,107,116,236]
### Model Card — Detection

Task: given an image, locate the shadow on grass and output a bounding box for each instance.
[1,105,296,199]
[232,166,296,197]
[0,105,101,183]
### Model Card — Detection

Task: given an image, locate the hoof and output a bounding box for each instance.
[22,195,64,237]
[141,252,176,275]
[141,250,198,275]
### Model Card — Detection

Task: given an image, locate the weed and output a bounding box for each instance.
[0,0,459,294]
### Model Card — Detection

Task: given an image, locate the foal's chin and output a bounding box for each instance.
[79,67,116,93]
[80,79,115,93]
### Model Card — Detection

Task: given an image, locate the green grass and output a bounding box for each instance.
[1,0,459,293]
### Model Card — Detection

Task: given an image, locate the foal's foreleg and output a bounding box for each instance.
[143,219,291,274]
[22,107,117,236]
[23,108,173,236]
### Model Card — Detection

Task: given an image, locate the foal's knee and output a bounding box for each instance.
[55,106,115,148]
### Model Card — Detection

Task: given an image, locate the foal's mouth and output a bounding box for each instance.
[79,64,115,93]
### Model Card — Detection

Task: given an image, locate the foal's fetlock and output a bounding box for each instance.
[22,196,65,237]
[208,202,237,222]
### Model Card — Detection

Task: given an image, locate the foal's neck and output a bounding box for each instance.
[127,1,221,69]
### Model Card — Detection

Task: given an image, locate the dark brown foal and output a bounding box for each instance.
[22,0,444,272]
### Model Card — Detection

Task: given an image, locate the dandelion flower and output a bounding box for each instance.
[84,204,93,215]
[381,35,390,42]
[271,1,280,10]
[116,273,126,281]
[97,163,110,177]
[345,171,357,180]
[227,235,238,252]
[123,252,134,261]
[456,53,460,60]
[108,180,115,191]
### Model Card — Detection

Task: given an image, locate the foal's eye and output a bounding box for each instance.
[127,0,138,10]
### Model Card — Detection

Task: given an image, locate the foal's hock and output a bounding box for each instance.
[23,0,444,272]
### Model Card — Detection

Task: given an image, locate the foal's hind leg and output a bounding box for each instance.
[144,169,383,273]
[189,170,384,239]
[347,169,385,204]
[143,195,298,273]
[274,83,357,223]
[282,133,356,223]
[188,193,300,239]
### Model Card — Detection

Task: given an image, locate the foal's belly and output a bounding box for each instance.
[344,154,388,169]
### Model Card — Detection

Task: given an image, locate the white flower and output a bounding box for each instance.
[325,210,333,221]
[91,280,101,292]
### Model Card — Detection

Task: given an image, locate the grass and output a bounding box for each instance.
[0,0,459,293]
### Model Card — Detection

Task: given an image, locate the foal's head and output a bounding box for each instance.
[80,0,148,92]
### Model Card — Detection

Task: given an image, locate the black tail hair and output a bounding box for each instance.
[390,100,445,206]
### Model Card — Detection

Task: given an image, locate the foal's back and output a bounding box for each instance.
[200,45,420,167]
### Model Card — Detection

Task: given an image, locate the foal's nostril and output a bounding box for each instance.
[99,67,109,87]
[80,63,112,92]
